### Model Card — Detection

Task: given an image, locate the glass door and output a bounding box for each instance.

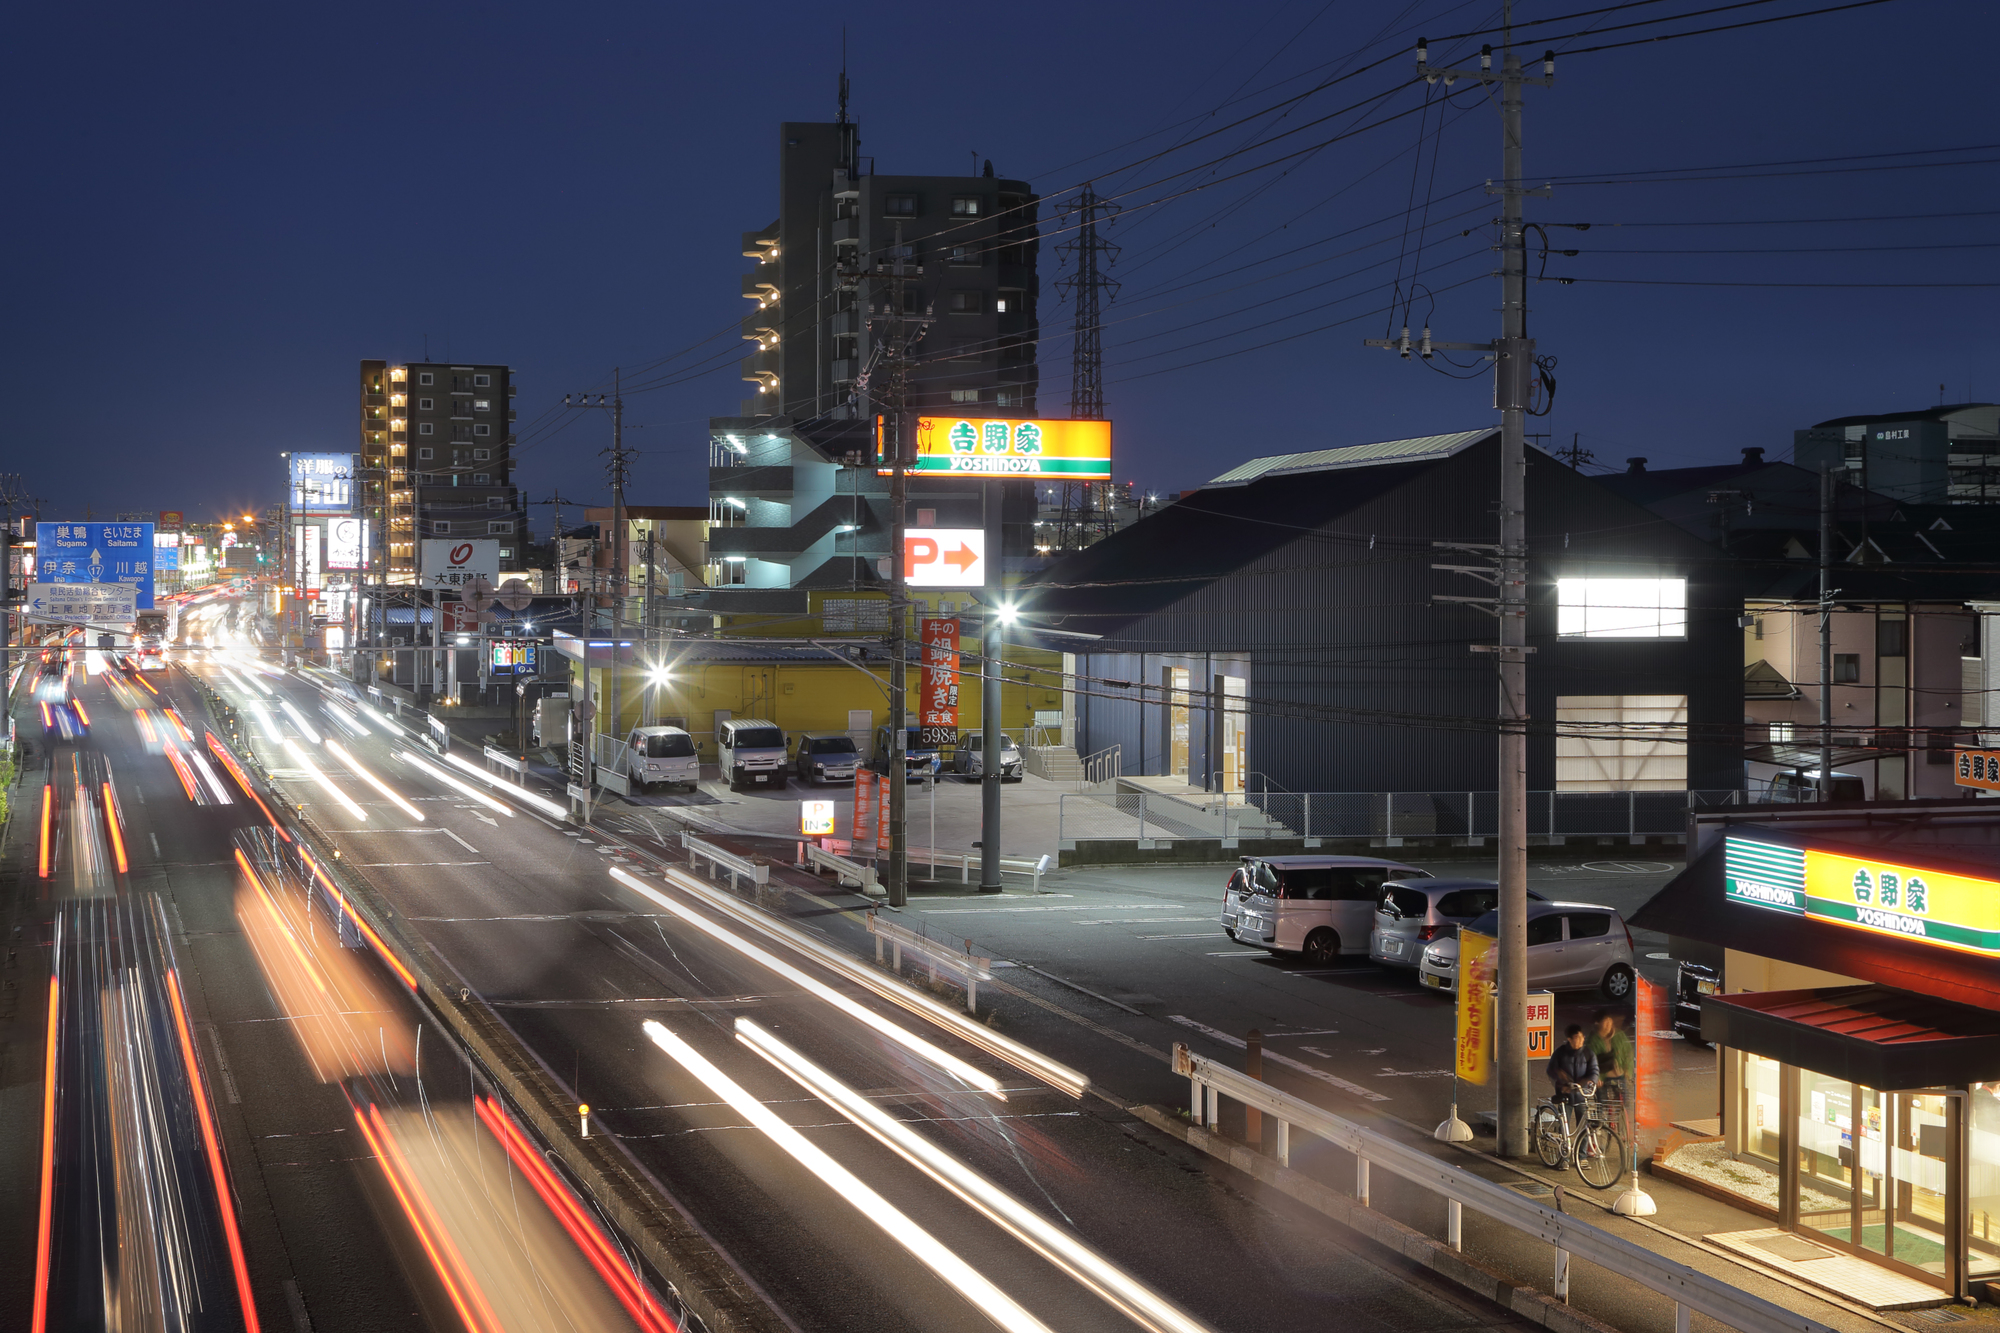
[1794,1072,1957,1289]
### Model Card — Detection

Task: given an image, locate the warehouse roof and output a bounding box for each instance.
[1205,429,1494,486]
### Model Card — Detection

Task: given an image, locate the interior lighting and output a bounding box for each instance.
[643,1021,1052,1333]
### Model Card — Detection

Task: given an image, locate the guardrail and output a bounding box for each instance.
[681,830,770,891]
[868,913,991,1013]
[1173,1043,1832,1333]
[483,745,529,776]
[804,842,881,895]
[903,846,1053,893]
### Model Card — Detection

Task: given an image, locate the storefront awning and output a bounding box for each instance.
[1704,985,2000,1087]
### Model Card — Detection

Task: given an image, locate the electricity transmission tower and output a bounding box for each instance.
[1053,184,1122,550]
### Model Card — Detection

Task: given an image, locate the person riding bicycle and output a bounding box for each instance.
[1547,1024,1600,1126]
[1588,1008,1633,1109]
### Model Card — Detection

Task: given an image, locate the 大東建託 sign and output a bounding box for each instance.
[1724,834,2000,956]
[887,417,1112,478]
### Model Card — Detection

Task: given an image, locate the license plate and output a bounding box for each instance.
[1384,941,1402,955]
[1422,973,1443,988]
[1697,979,1720,996]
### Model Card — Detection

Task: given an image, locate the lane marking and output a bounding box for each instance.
[1134,933,1229,940]
[1167,1014,1389,1102]
[1074,916,1211,926]
[442,829,477,853]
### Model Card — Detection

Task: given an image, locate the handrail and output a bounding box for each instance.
[902,846,1052,893]
[868,913,991,1013]
[1175,1044,1832,1333]
[804,841,881,895]
[1080,743,1121,789]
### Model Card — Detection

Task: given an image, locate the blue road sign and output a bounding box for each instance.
[37,521,156,608]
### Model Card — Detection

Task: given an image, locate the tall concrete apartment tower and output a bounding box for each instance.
[738,112,1040,418]
[359,360,525,583]
[702,104,1041,608]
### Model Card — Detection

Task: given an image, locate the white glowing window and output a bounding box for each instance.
[1557,578,1686,638]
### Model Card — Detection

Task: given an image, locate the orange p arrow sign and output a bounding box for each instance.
[943,543,979,573]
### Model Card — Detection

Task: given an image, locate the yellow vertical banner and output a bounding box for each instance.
[1456,929,1496,1085]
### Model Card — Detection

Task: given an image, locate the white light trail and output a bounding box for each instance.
[609,866,1001,1096]
[285,740,369,821]
[322,702,372,740]
[323,740,425,822]
[187,750,237,805]
[395,751,514,817]
[738,1020,1215,1333]
[643,1021,1052,1333]
[278,699,322,743]
[440,750,566,819]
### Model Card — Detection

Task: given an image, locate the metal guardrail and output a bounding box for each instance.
[681,830,769,891]
[483,745,529,776]
[868,913,991,1013]
[804,842,881,895]
[1174,1044,1833,1333]
[903,846,1053,893]
[1059,788,1744,847]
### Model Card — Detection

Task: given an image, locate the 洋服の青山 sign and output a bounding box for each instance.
[1724,834,2000,956]
[884,417,1111,478]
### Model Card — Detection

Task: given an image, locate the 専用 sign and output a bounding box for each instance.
[886,417,1112,479]
[1725,834,2000,957]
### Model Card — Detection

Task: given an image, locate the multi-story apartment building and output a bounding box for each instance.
[1793,403,2000,504]
[702,112,1042,610]
[359,359,525,583]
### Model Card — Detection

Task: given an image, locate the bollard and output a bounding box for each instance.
[579,1103,590,1138]
[1244,1029,1264,1150]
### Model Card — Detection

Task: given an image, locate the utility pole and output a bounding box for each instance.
[1365,12,1553,1160]
[642,525,657,725]
[980,481,1003,891]
[1818,465,1835,799]
[563,378,628,774]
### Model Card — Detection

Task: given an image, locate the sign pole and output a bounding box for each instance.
[980,482,1003,892]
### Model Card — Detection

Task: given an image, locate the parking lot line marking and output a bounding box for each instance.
[1204,951,1268,958]
[1168,1015,1390,1102]
[1074,917,1210,926]
[1134,933,1228,940]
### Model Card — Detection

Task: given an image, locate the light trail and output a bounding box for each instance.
[362,1102,506,1333]
[284,739,369,821]
[71,697,90,728]
[189,749,238,805]
[323,740,424,821]
[739,1020,1216,1333]
[472,1095,676,1333]
[207,734,283,834]
[103,782,128,874]
[611,866,1003,1097]
[320,701,372,740]
[395,750,514,817]
[299,852,417,991]
[165,748,202,802]
[645,1020,1053,1333]
[166,969,263,1333]
[30,970,57,1333]
[277,699,321,743]
[38,784,52,878]
[441,749,567,818]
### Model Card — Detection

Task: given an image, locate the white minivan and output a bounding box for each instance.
[718,718,788,790]
[626,725,700,792]
[1226,855,1432,966]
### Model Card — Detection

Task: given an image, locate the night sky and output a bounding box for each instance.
[4,0,1992,530]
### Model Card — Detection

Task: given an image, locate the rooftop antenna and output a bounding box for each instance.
[837,30,849,125]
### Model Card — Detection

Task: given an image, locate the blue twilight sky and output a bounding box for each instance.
[2,0,1993,531]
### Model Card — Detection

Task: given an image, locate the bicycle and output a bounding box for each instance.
[1532,1085,1626,1189]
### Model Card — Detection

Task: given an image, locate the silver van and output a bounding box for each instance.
[1369,879,1546,969]
[718,718,788,790]
[794,731,860,785]
[626,725,700,792]
[1224,856,1431,965]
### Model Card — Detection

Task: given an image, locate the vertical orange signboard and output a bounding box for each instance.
[1455,929,1496,1085]
[853,770,876,851]
[1635,973,1672,1129]
[919,617,961,750]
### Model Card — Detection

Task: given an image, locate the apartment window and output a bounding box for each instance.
[472,448,490,461]
[433,521,451,535]
[995,388,1022,407]
[950,290,986,314]
[473,473,491,484]
[1835,653,1861,682]
[488,521,512,534]
[473,374,491,387]
[418,397,433,410]
[916,509,937,527]
[418,447,434,461]
[473,398,491,412]
[500,548,514,559]
[419,423,434,436]
[951,195,983,216]
[883,193,918,216]
[996,244,1025,265]
[486,496,505,508]
[1556,577,1687,638]
[418,372,434,385]
[719,559,748,585]
[474,424,491,437]
[996,289,1024,314]
[1878,618,1908,656]
[950,388,981,404]
[948,245,979,267]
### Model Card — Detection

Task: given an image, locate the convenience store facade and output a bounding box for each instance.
[1637,800,2000,1300]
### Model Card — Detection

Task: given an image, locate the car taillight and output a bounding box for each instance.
[1417,924,1443,942]
[1624,920,1636,951]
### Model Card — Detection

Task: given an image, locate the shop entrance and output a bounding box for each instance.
[1787,1074,1961,1289]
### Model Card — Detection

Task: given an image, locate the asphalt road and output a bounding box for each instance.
[183,651,1541,1333]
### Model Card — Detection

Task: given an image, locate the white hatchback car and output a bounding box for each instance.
[1222,855,1431,965]
[1416,901,1638,1001]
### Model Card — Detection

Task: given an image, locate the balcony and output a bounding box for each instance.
[832,215,861,247]
[829,309,860,337]
[708,464,793,495]
[832,358,858,384]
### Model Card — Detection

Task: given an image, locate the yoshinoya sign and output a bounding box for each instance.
[1724,834,2000,956]
[419,539,499,591]
[884,417,1112,478]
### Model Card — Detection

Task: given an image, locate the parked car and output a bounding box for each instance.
[794,731,861,785]
[1671,958,1720,1048]
[872,724,943,780]
[625,725,700,792]
[1763,769,1867,802]
[953,732,1023,782]
[1369,878,1547,969]
[718,718,788,791]
[1223,856,1432,965]
[1416,901,1637,1000]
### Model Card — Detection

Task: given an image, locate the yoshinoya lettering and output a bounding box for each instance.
[1854,906,1928,938]
[1729,879,1802,908]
